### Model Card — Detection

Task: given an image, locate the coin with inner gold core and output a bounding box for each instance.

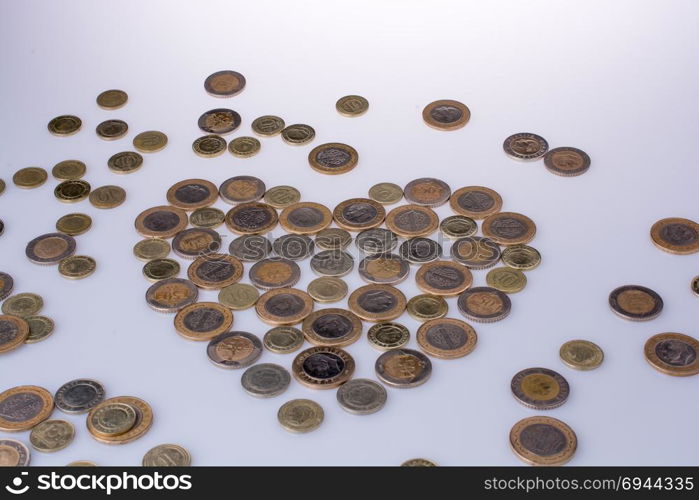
[511,367,569,410]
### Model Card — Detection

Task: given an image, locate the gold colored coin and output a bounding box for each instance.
[301,308,362,347]
[692,276,699,297]
[264,186,301,209]
[96,119,128,140]
[279,202,332,235]
[486,266,527,293]
[134,205,188,238]
[336,95,369,117]
[482,212,536,246]
[174,302,233,341]
[133,238,170,261]
[13,167,47,188]
[402,458,437,467]
[368,182,403,205]
[450,186,503,219]
[2,293,43,317]
[143,444,191,466]
[228,136,261,157]
[367,322,410,351]
[48,115,81,136]
[281,124,315,145]
[187,253,243,289]
[255,288,314,326]
[52,160,86,180]
[30,419,75,452]
[333,198,385,231]
[308,143,358,175]
[88,402,136,437]
[644,332,699,377]
[54,180,91,202]
[192,135,227,157]
[348,284,406,322]
[307,277,348,303]
[133,131,168,153]
[218,283,259,310]
[59,255,96,279]
[385,204,439,238]
[559,340,604,370]
[24,315,55,344]
[501,245,541,271]
[277,399,324,433]
[422,99,470,131]
[96,89,128,109]
[68,461,96,466]
[190,207,225,228]
[315,228,352,251]
[143,258,180,282]
[251,115,285,137]
[415,261,473,296]
[56,213,92,235]
[0,315,30,353]
[107,151,142,174]
[263,326,304,354]
[406,294,448,321]
[510,416,577,466]
[417,318,477,359]
[87,396,153,445]
[650,217,699,255]
[0,179,4,195]
[440,215,477,238]
[0,385,54,431]
[89,185,126,209]
[166,179,218,211]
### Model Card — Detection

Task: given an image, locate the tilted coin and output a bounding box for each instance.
[67,461,96,466]
[417,318,477,359]
[25,315,55,343]
[204,70,246,97]
[133,238,170,261]
[310,250,355,277]
[96,89,127,109]
[174,302,233,341]
[166,178,218,210]
[88,402,136,437]
[190,207,225,228]
[415,260,473,296]
[402,459,437,467]
[385,204,439,238]
[355,228,398,255]
[241,363,291,398]
[48,115,81,136]
[249,257,300,289]
[96,119,128,140]
[228,234,273,262]
[55,379,105,414]
[143,258,180,282]
[0,179,4,195]
[281,124,315,145]
[2,293,43,316]
[650,217,699,255]
[251,115,285,136]
[404,178,451,207]
[406,294,448,322]
[692,276,699,297]
[358,253,410,284]
[0,439,30,466]
[218,283,259,310]
[13,167,47,188]
[482,212,536,246]
[292,346,355,389]
[399,237,442,265]
[509,416,577,466]
[26,233,76,265]
[263,326,304,354]
[302,308,362,347]
[644,332,699,377]
[457,286,512,323]
[333,198,385,231]
[544,147,591,176]
[307,277,348,303]
[279,202,332,234]
[315,228,352,251]
[0,272,14,301]
[255,288,314,326]
[87,396,153,445]
[273,234,314,260]
[217,173,263,203]
[264,185,301,209]
[337,379,387,415]
[172,228,222,259]
[511,367,569,410]
[143,444,191,467]
[348,284,406,322]
[187,253,243,289]
[228,136,261,158]
[308,143,358,175]
[0,220,3,236]
[30,419,75,452]
[367,322,409,351]
[559,340,604,371]
[451,236,502,270]
[145,278,199,313]
[501,244,541,271]
[422,99,470,130]
[368,182,403,205]
[608,284,663,321]
[225,202,278,235]
[336,95,369,117]
[52,160,86,180]
[133,131,168,153]
[449,186,503,219]
[56,213,92,235]
[486,266,527,293]
[58,255,96,279]
[440,215,477,239]
[503,133,549,161]
[207,331,262,369]
[375,348,432,388]
[192,135,227,157]
[55,179,91,202]
[0,385,54,431]
[277,399,324,433]
[0,315,29,353]
[89,185,126,208]
[198,108,241,135]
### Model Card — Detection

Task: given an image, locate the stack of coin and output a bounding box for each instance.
[87,396,153,444]
[1,288,56,350]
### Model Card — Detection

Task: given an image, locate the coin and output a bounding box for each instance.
[26,233,76,265]
[333,198,385,231]
[2,293,43,317]
[608,285,663,321]
[207,331,262,368]
[59,255,96,279]
[501,245,541,271]
[143,444,191,466]
[559,340,604,370]
[219,175,267,204]
[402,459,437,467]
[406,294,448,322]
[88,402,136,438]
[336,95,369,117]
[422,99,470,130]
[440,215,477,239]
[52,160,86,180]
[190,207,225,228]
[310,250,355,277]
[107,151,142,174]
[279,202,332,234]
[172,228,222,259]
[348,284,406,322]
[0,385,54,431]
[187,253,243,289]
[355,228,398,254]
[0,439,30,466]
[143,258,180,282]
[385,204,439,238]
[218,283,259,310]
[89,185,126,208]
[644,332,699,377]
[486,267,527,293]
[315,228,352,251]
[509,416,577,466]
[96,89,127,109]
[241,363,291,398]
[358,253,409,284]
[0,220,4,236]
[48,115,81,136]
[449,186,503,219]
[228,234,273,262]
[399,237,442,265]
[450,236,501,270]
[264,326,304,354]
[0,315,29,353]
[368,182,403,205]
[511,367,569,410]
[228,136,261,158]
[650,217,699,255]
[375,348,431,388]
[302,308,362,347]
[56,213,92,235]
[367,322,409,351]
[145,278,199,313]
[292,346,355,389]
[281,124,315,145]
[255,288,314,326]
[482,212,536,246]
[0,179,4,195]
[133,131,168,153]
[25,315,55,343]
[308,143,358,174]
[251,115,285,136]
[175,302,233,341]
[67,461,96,466]
[13,167,47,188]
[30,419,75,452]
[416,318,477,359]
[204,70,246,97]
[457,286,512,323]
[225,202,278,234]
[54,379,105,414]
[503,133,549,161]
[404,178,451,207]
[277,399,324,433]
[0,272,13,301]
[264,186,300,209]
[166,179,218,211]
[192,135,227,157]
[96,119,128,140]
[249,258,300,289]
[273,234,314,260]
[54,179,91,202]
[198,108,241,134]
[87,396,153,444]
[544,147,591,176]
[692,276,699,297]
[415,261,472,296]
[133,238,170,261]
[307,277,348,303]
[337,379,386,415]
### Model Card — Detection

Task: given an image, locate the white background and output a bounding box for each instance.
[0,0,698,466]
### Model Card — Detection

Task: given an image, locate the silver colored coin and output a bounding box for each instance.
[25,233,77,265]
[219,176,266,204]
[0,272,14,301]
[511,367,570,410]
[145,278,199,313]
[241,363,291,398]
[355,228,398,255]
[207,331,263,369]
[440,215,478,239]
[451,236,502,270]
[228,234,273,262]
[399,237,442,264]
[249,258,301,289]
[503,133,549,161]
[310,250,354,277]
[0,439,30,466]
[273,234,314,260]
[375,348,432,388]
[358,253,410,284]
[54,379,105,414]
[336,378,387,415]
[315,228,352,251]
[403,178,451,207]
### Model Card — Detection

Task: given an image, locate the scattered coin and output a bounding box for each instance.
[198,108,241,134]
[279,202,333,234]
[348,284,406,322]
[277,399,324,433]
[2,293,43,316]
[355,228,398,254]
[503,133,549,161]
[511,367,570,410]
[310,250,355,277]
[143,444,191,466]
[172,228,222,259]
[255,288,314,325]
[26,233,76,265]
[292,346,355,389]
[457,286,512,323]
[48,115,81,136]
[187,253,243,289]
[369,182,403,205]
[406,294,448,322]
[190,207,225,228]
[281,124,315,145]
[417,318,477,359]
[399,237,442,265]
[263,326,304,354]
[54,379,105,414]
[367,322,410,351]
[333,198,385,231]
[30,419,75,452]
[56,213,92,235]
[0,315,29,353]
[650,217,699,255]
[96,119,128,140]
[404,178,451,207]
[145,278,199,313]
[87,396,153,445]
[106,151,142,174]
[96,89,127,109]
[264,185,301,209]
[225,201,278,234]
[402,458,437,467]
[451,236,501,270]
[228,234,273,262]
[449,186,503,219]
[509,416,577,466]
[192,135,227,157]
[67,461,96,466]
[143,258,180,282]
[302,308,362,347]
[486,266,527,293]
[308,143,358,174]
[204,70,246,97]
[336,95,369,117]
[385,204,439,238]
[307,277,348,303]
[273,234,314,260]
[0,179,5,195]
[0,385,54,431]
[692,276,699,297]
[440,215,477,239]
[375,348,432,388]
[358,253,410,284]
[415,260,473,296]
[559,340,604,371]
[133,131,168,153]
[501,244,541,271]
[89,185,126,209]
[207,331,262,368]
[219,175,267,204]
[89,402,136,437]
[644,332,699,377]
[251,115,285,136]
[133,238,170,261]
[166,179,219,211]
[422,99,470,130]
[175,302,233,341]
[0,272,14,301]
[218,283,259,310]
[544,147,591,176]
[52,160,86,180]
[58,255,96,279]
[54,179,91,202]
[228,136,261,157]
[241,363,291,398]
[337,379,387,415]
[482,212,536,246]
[249,258,301,289]
[608,284,663,321]
[315,228,352,251]
[13,167,48,188]
[0,439,30,466]
[25,315,55,343]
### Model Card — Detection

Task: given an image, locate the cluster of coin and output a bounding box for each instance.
[502,133,591,176]
[0,279,55,353]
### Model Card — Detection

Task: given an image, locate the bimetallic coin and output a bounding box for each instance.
[415,260,473,296]
[315,228,352,251]
[249,258,301,289]
[54,379,105,414]
[218,283,259,310]
[281,124,315,145]
[450,186,503,219]
[385,204,439,238]
[310,250,354,277]
[25,315,55,344]
[510,416,577,466]
[503,133,549,161]
[486,267,527,293]
[404,178,451,207]
[355,228,398,255]
[2,293,43,317]
[279,202,332,234]
[219,175,266,204]
[13,167,47,189]
[241,363,291,398]
[336,95,369,117]
[30,419,75,452]
[482,212,536,246]
[264,186,301,209]
[440,215,477,239]
[143,444,191,467]
[644,332,699,377]
[225,203,278,235]
[277,399,324,433]
[307,277,348,303]
[501,245,541,271]
[58,255,96,279]
[96,120,128,141]
[172,228,222,259]
[133,131,168,153]
[187,253,243,289]
[166,178,218,210]
[369,182,403,205]
[56,213,92,235]
[228,136,261,157]
[48,115,81,136]
[511,367,569,410]
[192,135,226,157]
[55,180,91,202]
[207,331,262,369]
[52,160,86,180]
[375,348,431,388]
[559,340,604,371]
[417,318,477,359]
[692,276,699,297]
[348,284,406,322]
[544,147,591,176]
[457,286,512,323]
[228,234,273,262]
[263,326,304,354]
[422,99,470,130]
[174,302,233,341]
[89,185,126,209]
[399,237,442,265]
[0,315,29,353]
[133,238,170,261]
[143,258,180,282]
[302,308,362,347]
[650,217,699,255]
[145,278,199,313]
[0,272,14,301]
[204,70,246,97]
[337,379,386,415]
[292,346,355,389]
[402,459,437,467]
[0,439,30,466]
[251,115,285,137]
[87,396,153,445]
[367,322,409,351]
[608,285,663,321]
[0,385,54,431]
[406,294,448,322]
[26,233,76,265]
[308,143,358,175]
[255,288,314,326]
[358,253,410,284]
[273,234,314,260]
[190,207,225,228]
[333,198,385,231]
[451,237,502,270]
[96,89,127,109]
[198,108,241,135]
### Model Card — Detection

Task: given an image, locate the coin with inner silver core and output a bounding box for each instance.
[310,250,355,277]
[219,175,266,204]
[218,283,259,310]
[309,143,358,175]
[0,439,30,466]
[404,178,451,207]
[204,70,246,97]
[207,331,262,369]
[450,186,502,219]
[30,419,75,452]
[0,385,54,431]
[399,237,442,264]
[544,147,591,176]
[422,100,470,130]
[263,326,304,354]
[89,185,125,209]
[229,234,273,262]
[292,346,355,389]
[25,315,54,343]
[503,133,549,161]
[2,293,43,317]
[255,288,314,326]
[198,108,241,135]
[55,379,105,414]
[348,284,406,322]
[415,260,473,296]
[559,340,604,371]
[228,136,260,158]
[367,322,410,351]
[417,318,477,359]
[0,315,29,353]
[133,239,170,261]
[97,120,128,141]
[333,198,385,230]
[511,367,570,410]
[457,286,512,323]
[145,278,199,313]
[26,233,76,265]
[97,89,127,109]
[650,217,699,255]
[55,180,91,202]
[241,363,291,398]
[249,258,300,289]
[307,277,348,303]
[192,135,226,157]
[440,215,477,239]
[369,182,403,205]
[501,245,541,271]
[52,160,86,180]
[509,416,577,466]
[406,294,448,321]
[281,124,315,145]
[190,207,225,228]
[174,302,233,341]
[135,206,188,238]
[172,228,222,259]
[0,272,14,301]
[251,115,285,136]
[166,179,218,211]
[302,308,362,347]
[375,348,432,388]
[133,131,168,153]
[225,202,278,235]
[358,253,410,284]
[355,228,398,255]
[316,228,352,251]
[277,399,324,433]
[337,379,386,415]
[279,202,332,234]
[644,332,699,377]
[608,285,663,321]
[263,186,300,209]
[187,254,243,289]
[48,115,81,136]
[336,95,369,117]
[482,212,536,246]
[385,204,439,238]
[142,444,191,467]
[273,234,314,260]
